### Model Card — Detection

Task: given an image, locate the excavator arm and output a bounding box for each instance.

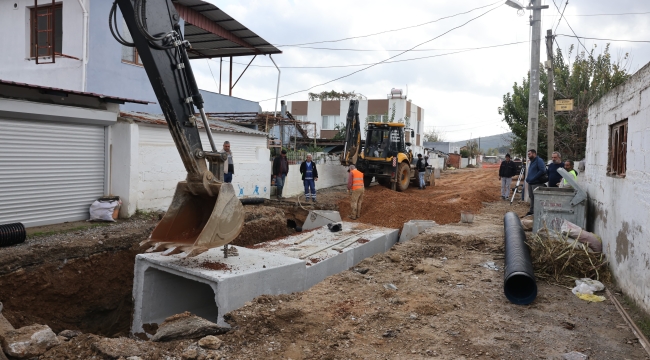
[112,0,244,256]
[340,100,362,166]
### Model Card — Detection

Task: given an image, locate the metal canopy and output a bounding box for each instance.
[173,0,282,59]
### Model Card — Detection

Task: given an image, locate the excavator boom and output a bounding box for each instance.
[113,0,244,256]
[340,100,362,166]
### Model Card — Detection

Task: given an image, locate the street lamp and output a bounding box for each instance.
[505,0,524,10]
[506,0,547,201]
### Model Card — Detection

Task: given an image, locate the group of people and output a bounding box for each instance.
[499,149,579,216]
[272,150,319,202]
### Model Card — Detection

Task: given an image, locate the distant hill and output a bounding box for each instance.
[451,132,513,153]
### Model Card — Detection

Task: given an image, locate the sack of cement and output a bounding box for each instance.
[89,200,120,222]
[560,220,602,253]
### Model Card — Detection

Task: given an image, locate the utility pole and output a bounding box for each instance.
[546,29,555,161]
[523,0,548,201]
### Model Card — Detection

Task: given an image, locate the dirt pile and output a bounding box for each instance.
[338,169,501,228]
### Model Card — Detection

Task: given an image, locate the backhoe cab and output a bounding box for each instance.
[341,100,423,192]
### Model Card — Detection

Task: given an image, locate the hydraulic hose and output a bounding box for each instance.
[503,211,537,305]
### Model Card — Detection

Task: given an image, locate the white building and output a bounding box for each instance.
[115,112,271,217]
[286,90,425,147]
[584,61,650,313]
[0,80,145,227]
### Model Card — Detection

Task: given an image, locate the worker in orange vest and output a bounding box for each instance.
[347,165,365,220]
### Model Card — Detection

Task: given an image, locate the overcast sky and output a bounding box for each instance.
[189,0,650,142]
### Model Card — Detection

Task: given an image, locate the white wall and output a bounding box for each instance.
[109,121,139,217]
[583,62,650,313]
[111,122,271,215]
[0,0,86,91]
[281,163,349,197]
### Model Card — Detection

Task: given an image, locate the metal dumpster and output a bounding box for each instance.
[532,168,587,233]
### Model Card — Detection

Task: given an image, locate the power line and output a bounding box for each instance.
[256,3,504,102]
[552,0,568,34]
[555,11,650,17]
[556,34,650,43]
[271,0,502,47]
[215,41,526,69]
[550,1,589,54]
[205,59,219,91]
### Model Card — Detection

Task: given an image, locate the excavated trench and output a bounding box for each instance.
[0,203,333,337]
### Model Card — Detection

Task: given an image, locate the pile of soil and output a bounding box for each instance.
[338,169,501,228]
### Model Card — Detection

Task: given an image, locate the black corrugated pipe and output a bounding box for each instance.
[503,212,537,305]
[0,222,26,247]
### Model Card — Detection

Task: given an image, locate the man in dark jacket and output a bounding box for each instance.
[222,141,234,183]
[416,154,428,189]
[273,150,289,199]
[547,151,563,187]
[498,153,517,200]
[525,149,547,216]
[299,154,319,202]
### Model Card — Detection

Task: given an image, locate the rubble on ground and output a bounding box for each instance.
[1,324,59,359]
[151,312,229,342]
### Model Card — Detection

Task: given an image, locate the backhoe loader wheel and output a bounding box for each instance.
[363,176,373,188]
[396,162,410,192]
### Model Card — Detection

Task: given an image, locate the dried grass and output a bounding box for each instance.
[527,232,610,287]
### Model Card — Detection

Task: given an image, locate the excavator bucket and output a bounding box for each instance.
[142,182,245,257]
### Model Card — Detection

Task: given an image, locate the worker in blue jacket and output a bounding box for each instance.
[300,154,319,202]
[525,149,547,216]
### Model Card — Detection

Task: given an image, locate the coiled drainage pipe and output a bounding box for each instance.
[0,222,26,247]
[503,212,537,305]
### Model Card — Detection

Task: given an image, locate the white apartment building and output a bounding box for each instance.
[286,90,425,146]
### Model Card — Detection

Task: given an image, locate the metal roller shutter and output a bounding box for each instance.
[0,118,105,227]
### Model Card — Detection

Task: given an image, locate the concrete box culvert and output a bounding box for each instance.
[131,222,399,337]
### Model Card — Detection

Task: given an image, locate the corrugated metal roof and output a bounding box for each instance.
[173,0,282,59]
[0,79,153,104]
[120,111,268,137]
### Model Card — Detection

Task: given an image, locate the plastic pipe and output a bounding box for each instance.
[503,211,537,305]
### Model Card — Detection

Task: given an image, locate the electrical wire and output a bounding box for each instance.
[552,0,568,34]
[206,59,220,92]
[255,3,504,102]
[556,34,650,43]
[550,0,589,54]
[216,41,527,69]
[271,0,502,47]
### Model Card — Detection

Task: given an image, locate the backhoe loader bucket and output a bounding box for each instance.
[141,182,245,257]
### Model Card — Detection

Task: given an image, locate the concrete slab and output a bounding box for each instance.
[131,222,398,337]
[399,220,437,243]
[301,210,342,230]
[256,223,398,289]
[132,246,305,335]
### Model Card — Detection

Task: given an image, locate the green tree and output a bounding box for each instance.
[460,149,470,158]
[499,44,630,160]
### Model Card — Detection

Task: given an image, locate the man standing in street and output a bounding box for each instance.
[548,151,563,188]
[300,154,319,202]
[347,165,365,220]
[525,149,547,216]
[222,141,234,183]
[273,150,289,200]
[498,153,517,200]
[416,154,427,189]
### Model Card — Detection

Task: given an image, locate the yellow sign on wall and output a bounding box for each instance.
[555,99,574,111]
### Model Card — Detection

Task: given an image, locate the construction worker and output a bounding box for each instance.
[416,153,427,189]
[347,165,365,220]
[273,150,289,199]
[300,154,318,202]
[560,160,578,187]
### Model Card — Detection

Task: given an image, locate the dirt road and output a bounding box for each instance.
[337,168,502,228]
